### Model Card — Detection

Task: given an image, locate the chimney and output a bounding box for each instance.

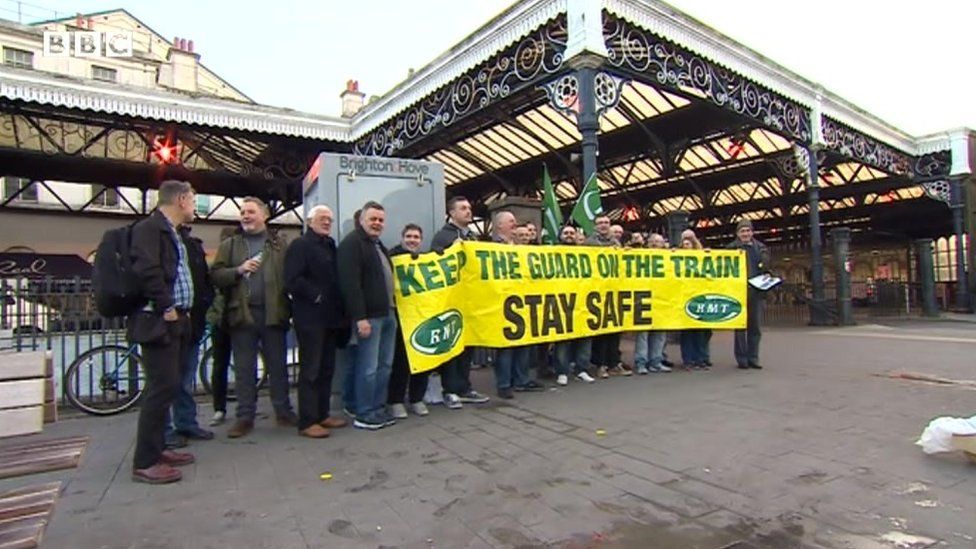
[340,79,365,118]
[158,36,200,93]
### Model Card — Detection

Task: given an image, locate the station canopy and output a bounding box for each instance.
[0,0,963,241]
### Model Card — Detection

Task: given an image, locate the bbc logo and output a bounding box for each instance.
[42,31,133,58]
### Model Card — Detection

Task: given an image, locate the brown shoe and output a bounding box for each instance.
[299,424,331,438]
[227,419,254,438]
[132,463,182,484]
[160,449,195,467]
[276,412,299,427]
[320,417,348,429]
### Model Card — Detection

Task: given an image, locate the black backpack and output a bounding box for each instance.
[93,223,144,317]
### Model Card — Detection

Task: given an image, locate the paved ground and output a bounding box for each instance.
[4,322,976,549]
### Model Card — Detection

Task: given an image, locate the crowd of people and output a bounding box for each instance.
[124,180,770,485]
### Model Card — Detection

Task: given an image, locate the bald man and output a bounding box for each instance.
[492,211,545,398]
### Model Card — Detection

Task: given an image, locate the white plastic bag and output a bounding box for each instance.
[916,415,976,454]
[424,373,444,405]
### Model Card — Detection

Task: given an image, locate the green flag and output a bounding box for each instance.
[569,173,604,235]
[540,165,563,244]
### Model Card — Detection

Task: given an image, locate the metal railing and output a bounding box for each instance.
[759,280,958,326]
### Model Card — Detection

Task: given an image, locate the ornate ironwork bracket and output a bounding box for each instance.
[922,180,952,206]
[541,70,626,120]
[542,74,580,117]
[769,144,825,179]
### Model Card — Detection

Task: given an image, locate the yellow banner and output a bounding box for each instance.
[392,241,748,373]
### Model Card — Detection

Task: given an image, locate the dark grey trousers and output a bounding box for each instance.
[230,306,292,420]
[734,292,764,366]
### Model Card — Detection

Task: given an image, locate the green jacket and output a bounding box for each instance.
[210,229,290,328]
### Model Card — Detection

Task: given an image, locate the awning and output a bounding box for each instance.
[0,253,92,280]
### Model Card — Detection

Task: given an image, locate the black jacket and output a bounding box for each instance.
[126,211,178,344]
[285,230,345,328]
[337,227,393,321]
[726,238,771,278]
[389,244,412,258]
[180,226,214,344]
[430,222,474,252]
[129,211,178,312]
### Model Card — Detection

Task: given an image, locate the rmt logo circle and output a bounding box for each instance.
[410,310,463,355]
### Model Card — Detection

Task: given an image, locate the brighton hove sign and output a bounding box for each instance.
[43,31,134,58]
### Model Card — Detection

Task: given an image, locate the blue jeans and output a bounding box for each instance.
[554,338,589,375]
[634,332,648,368]
[342,348,357,414]
[348,312,397,420]
[494,345,530,390]
[164,339,202,437]
[648,331,667,369]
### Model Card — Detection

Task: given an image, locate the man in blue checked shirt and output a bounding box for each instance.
[126,180,199,484]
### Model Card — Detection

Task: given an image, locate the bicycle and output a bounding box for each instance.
[63,325,300,416]
[63,342,145,416]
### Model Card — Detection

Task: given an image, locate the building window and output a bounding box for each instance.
[90,184,120,208]
[91,65,117,83]
[195,195,210,216]
[3,47,33,69]
[933,235,971,282]
[2,177,37,202]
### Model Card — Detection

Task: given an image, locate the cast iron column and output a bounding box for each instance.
[829,227,853,325]
[950,177,971,311]
[807,146,828,325]
[914,238,939,317]
[576,66,599,186]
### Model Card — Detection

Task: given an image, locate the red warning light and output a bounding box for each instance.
[152,136,180,164]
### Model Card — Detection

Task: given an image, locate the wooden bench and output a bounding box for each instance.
[0,437,88,481]
[0,481,60,549]
[0,351,56,439]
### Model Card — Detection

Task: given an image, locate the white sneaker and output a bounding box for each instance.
[576,371,596,383]
[410,402,429,416]
[556,374,568,386]
[657,364,673,373]
[443,393,463,410]
[209,411,225,426]
[389,403,408,419]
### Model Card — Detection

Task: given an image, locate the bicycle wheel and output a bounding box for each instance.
[198,346,215,394]
[64,344,145,416]
[199,346,267,395]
